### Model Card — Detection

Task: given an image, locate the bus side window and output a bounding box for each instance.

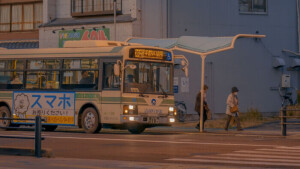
[103,62,120,89]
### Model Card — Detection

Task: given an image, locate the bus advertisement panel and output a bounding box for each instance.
[12,91,75,125]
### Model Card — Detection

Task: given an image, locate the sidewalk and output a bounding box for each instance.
[148,120,300,139]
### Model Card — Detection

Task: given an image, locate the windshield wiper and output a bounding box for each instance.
[159,84,168,98]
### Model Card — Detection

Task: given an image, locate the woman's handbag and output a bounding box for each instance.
[230,106,239,113]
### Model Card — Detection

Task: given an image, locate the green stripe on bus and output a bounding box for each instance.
[0,93,12,98]
[102,97,122,102]
[161,99,175,104]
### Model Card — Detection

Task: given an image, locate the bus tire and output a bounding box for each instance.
[128,124,145,134]
[0,106,11,128]
[81,107,101,134]
[43,125,58,131]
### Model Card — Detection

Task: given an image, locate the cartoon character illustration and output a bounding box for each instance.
[14,93,30,119]
[151,99,157,106]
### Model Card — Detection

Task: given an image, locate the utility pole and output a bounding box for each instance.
[114,0,117,41]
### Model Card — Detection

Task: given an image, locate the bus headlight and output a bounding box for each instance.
[169,118,175,123]
[123,105,138,115]
[129,116,135,121]
[168,106,175,116]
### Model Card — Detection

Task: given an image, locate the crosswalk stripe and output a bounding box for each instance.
[192,155,300,163]
[235,150,300,156]
[166,158,300,167]
[258,148,300,153]
[224,153,300,160]
[276,146,300,150]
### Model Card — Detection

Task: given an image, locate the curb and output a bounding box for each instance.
[0,146,53,158]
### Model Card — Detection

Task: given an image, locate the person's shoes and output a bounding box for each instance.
[224,128,228,131]
[195,126,200,130]
[237,128,243,131]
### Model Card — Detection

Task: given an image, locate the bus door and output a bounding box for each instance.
[101,59,122,123]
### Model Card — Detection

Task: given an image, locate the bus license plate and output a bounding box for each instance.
[149,117,159,124]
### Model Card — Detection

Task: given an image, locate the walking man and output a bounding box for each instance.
[195,85,209,130]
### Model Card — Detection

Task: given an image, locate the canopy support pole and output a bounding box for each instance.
[200,54,206,133]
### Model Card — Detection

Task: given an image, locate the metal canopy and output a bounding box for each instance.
[127,34,266,133]
[127,34,265,55]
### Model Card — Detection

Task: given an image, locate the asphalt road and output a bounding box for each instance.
[1,126,300,169]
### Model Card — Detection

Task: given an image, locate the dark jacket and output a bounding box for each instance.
[194,92,207,113]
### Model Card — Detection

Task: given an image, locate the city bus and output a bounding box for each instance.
[0,40,182,134]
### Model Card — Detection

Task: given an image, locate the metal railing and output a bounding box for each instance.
[280,107,300,136]
[0,116,45,158]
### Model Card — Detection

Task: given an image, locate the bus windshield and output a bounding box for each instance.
[124,61,172,95]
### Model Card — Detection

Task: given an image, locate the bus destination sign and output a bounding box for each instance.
[130,49,172,61]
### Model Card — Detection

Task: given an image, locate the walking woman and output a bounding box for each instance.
[224,87,243,131]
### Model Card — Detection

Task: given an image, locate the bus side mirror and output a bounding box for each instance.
[114,64,120,76]
[181,58,189,77]
[175,55,189,77]
[182,67,189,77]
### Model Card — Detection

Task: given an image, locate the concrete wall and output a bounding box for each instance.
[140,0,167,38]
[43,0,56,23]
[56,0,72,18]
[167,0,299,115]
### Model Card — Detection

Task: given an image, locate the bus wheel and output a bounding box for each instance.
[81,107,101,134]
[128,124,145,134]
[0,106,11,128]
[43,125,58,131]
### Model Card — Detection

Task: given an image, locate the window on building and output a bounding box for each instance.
[0,5,10,32]
[239,0,267,14]
[71,0,122,17]
[0,2,43,32]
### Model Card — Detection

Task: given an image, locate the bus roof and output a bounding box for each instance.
[0,40,172,59]
[0,46,125,59]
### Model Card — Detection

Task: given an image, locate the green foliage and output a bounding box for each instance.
[286,105,300,118]
[297,90,300,105]
[240,108,263,122]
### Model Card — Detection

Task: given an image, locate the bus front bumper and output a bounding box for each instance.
[120,115,175,125]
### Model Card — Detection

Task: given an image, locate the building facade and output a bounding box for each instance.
[39,0,142,48]
[164,0,300,116]
[0,0,42,48]
[38,0,300,116]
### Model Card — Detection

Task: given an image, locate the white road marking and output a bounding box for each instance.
[166,158,300,167]
[257,148,300,153]
[0,134,277,147]
[222,153,300,160]
[43,135,276,147]
[192,155,300,163]
[166,145,300,167]
[276,146,300,150]
[235,150,300,156]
